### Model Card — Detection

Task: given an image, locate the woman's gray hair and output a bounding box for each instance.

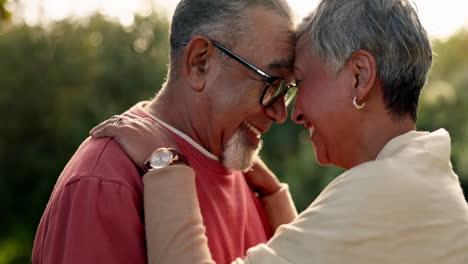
[297,0,432,121]
[168,0,293,76]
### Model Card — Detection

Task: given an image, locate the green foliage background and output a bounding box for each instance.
[0,0,12,21]
[0,13,467,263]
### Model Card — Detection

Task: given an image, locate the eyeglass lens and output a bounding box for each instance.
[262,80,297,107]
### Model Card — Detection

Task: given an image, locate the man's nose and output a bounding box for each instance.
[291,103,304,124]
[264,97,287,124]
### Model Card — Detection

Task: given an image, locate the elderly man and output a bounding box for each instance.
[32,1,298,263]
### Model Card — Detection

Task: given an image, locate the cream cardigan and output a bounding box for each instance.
[144,129,468,264]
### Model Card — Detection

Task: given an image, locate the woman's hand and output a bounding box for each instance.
[90,113,177,169]
[244,157,282,197]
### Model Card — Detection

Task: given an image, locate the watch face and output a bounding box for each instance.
[150,149,173,169]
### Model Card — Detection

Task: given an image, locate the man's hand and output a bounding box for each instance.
[90,113,177,169]
[245,157,282,197]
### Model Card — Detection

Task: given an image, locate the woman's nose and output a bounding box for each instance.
[291,103,304,124]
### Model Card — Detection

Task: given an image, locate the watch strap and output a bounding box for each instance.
[144,148,189,173]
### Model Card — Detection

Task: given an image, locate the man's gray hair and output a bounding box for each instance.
[168,0,293,76]
[297,0,432,121]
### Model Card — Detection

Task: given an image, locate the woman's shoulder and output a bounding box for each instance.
[311,156,439,215]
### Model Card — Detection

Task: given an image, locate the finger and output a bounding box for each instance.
[91,115,130,138]
[132,115,157,126]
[122,112,144,119]
[119,113,156,129]
[92,124,121,139]
[119,116,150,131]
[140,117,159,127]
[112,114,129,126]
[142,121,168,136]
[90,117,121,136]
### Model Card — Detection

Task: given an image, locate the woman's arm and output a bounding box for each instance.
[143,165,214,264]
[143,165,292,264]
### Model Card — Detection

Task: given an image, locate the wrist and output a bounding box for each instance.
[143,148,189,173]
[257,182,283,197]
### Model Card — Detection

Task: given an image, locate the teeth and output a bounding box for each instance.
[309,126,315,138]
[244,121,261,138]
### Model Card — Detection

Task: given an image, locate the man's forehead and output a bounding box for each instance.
[270,40,296,71]
[263,33,296,72]
[243,8,295,72]
[266,58,295,72]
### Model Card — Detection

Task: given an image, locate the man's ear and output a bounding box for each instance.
[348,50,377,103]
[183,37,215,92]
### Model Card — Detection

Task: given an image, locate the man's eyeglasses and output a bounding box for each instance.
[182,40,297,107]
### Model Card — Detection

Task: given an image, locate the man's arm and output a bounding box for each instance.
[245,158,298,232]
[258,184,297,233]
[34,177,146,264]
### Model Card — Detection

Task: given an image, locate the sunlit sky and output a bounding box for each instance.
[11,0,468,39]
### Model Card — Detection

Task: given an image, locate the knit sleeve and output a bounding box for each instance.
[34,176,146,264]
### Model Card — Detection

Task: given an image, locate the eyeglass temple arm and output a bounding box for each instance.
[182,41,274,80]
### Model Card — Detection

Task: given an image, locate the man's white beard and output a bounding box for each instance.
[222,126,262,172]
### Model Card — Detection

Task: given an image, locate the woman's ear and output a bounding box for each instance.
[348,50,377,102]
[182,37,215,92]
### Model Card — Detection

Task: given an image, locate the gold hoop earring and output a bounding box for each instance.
[353,97,365,110]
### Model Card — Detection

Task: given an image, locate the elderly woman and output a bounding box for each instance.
[92,0,468,263]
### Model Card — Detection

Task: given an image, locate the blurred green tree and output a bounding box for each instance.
[0,0,12,21]
[417,30,468,194]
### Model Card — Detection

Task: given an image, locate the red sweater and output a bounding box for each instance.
[32,102,270,264]
[133,103,271,263]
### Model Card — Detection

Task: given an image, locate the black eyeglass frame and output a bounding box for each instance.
[182,40,296,107]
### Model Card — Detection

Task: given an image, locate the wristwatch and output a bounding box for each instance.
[143,148,189,173]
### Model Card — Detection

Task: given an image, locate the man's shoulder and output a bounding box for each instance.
[60,137,142,192]
[33,137,146,264]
